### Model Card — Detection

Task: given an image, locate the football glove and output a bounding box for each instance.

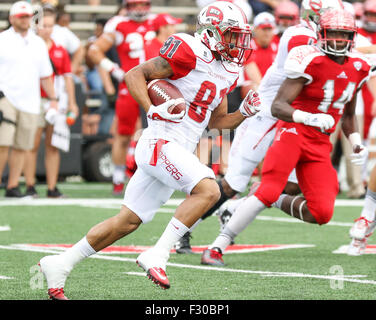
[147,99,185,123]
[349,133,368,166]
[293,110,335,132]
[239,89,261,117]
[350,144,368,166]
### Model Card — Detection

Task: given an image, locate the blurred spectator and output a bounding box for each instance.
[273,0,299,41]
[247,0,281,16]
[24,11,79,198]
[87,0,157,196]
[353,2,364,27]
[145,13,183,60]
[40,0,59,6]
[49,4,85,76]
[242,12,278,95]
[0,1,57,197]
[89,0,101,5]
[85,18,118,135]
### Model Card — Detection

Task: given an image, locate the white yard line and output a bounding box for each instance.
[0,275,14,280]
[0,244,375,286]
[0,225,10,231]
[0,198,364,207]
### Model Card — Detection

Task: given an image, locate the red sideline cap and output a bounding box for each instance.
[10,1,33,17]
[253,12,276,29]
[154,13,183,30]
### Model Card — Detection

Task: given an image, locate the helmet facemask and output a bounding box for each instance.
[126,0,150,21]
[317,8,357,57]
[319,28,356,56]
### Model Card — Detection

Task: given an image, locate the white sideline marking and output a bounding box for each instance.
[256,216,354,227]
[0,244,375,286]
[0,198,363,207]
[0,225,10,231]
[0,275,14,280]
[124,272,146,277]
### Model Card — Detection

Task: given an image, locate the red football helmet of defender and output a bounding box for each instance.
[123,0,151,21]
[317,8,357,56]
[196,1,253,65]
[274,1,300,33]
[362,0,376,32]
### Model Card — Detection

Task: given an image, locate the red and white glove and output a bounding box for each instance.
[349,132,369,166]
[99,58,125,82]
[239,89,261,117]
[147,100,185,123]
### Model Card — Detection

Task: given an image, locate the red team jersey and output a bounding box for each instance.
[356,27,376,139]
[103,15,156,135]
[41,41,71,98]
[145,37,163,61]
[285,45,371,133]
[245,38,278,77]
[254,45,371,225]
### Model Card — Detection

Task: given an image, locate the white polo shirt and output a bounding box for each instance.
[0,27,53,114]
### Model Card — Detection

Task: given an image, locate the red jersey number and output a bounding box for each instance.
[188,81,217,123]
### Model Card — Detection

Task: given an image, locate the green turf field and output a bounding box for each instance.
[0,182,375,300]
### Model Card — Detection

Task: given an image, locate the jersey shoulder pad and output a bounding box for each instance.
[103,16,128,34]
[285,26,317,52]
[159,33,197,80]
[284,45,323,82]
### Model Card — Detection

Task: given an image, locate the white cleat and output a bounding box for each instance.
[347,238,368,256]
[39,255,72,299]
[136,248,170,289]
[349,217,375,240]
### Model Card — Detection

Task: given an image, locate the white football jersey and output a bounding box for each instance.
[258,23,317,118]
[141,33,240,152]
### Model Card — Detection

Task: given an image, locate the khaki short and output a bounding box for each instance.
[0,97,39,150]
[37,98,48,128]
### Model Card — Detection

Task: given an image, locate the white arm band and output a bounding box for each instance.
[99,58,116,72]
[292,109,311,123]
[349,132,362,146]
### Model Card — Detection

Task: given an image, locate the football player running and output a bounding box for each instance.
[175,0,344,255]
[201,7,372,267]
[38,1,261,299]
[202,9,371,265]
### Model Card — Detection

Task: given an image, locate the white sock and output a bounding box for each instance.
[189,218,201,232]
[60,236,96,270]
[210,233,233,253]
[113,165,126,184]
[361,189,376,222]
[210,196,266,252]
[226,198,246,214]
[154,217,190,254]
[272,194,288,209]
[226,195,266,235]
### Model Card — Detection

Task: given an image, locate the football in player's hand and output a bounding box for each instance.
[147,79,186,115]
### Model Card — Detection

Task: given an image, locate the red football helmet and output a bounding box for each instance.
[353,2,364,20]
[318,8,357,56]
[123,0,151,21]
[274,1,300,32]
[362,0,376,31]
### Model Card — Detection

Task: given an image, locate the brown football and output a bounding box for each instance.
[147,79,186,115]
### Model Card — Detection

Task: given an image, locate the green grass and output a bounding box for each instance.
[0,182,375,300]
